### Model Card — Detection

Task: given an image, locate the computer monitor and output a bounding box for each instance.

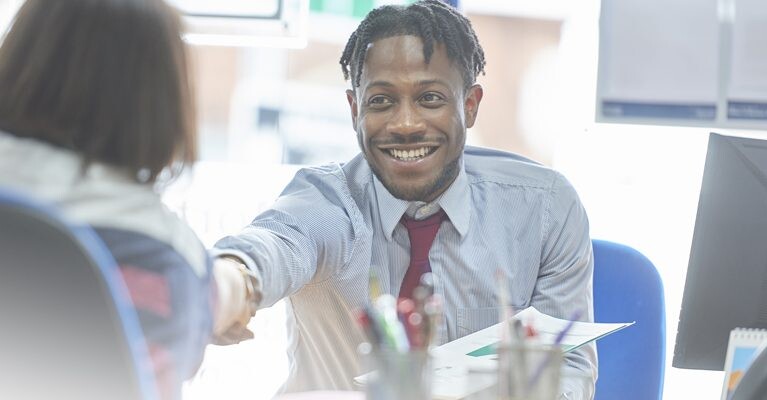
[673,132,767,371]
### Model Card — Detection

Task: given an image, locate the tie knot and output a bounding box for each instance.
[401,209,447,263]
[401,208,447,229]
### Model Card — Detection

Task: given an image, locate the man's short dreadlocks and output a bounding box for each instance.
[339,0,486,89]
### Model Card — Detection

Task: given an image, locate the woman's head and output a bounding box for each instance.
[0,0,195,183]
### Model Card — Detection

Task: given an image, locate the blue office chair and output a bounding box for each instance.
[592,239,665,400]
[0,188,158,400]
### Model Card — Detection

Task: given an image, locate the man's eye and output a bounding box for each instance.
[368,96,392,106]
[420,93,445,104]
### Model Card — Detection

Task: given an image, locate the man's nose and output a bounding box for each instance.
[388,102,426,136]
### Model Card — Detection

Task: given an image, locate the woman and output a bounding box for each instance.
[0,0,257,398]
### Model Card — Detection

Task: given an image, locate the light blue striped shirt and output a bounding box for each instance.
[214,146,596,398]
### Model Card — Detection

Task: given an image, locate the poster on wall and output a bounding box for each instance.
[597,0,719,123]
[726,0,767,122]
[597,0,767,130]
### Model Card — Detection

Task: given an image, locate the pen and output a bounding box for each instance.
[552,310,582,347]
[525,322,538,340]
[496,269,528,398]
[423,294,442,348]
[375,294,410,352]
[397,298,426,349]
[369,270,382,300]
[495,269,514,344]
[525,309,584,394]
[357,307,382,348]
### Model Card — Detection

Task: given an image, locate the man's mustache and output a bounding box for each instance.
[369,135,445,146]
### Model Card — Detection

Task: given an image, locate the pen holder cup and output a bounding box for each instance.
[497,343,563,400]
[362,348,432,400]
[559,368,593,400]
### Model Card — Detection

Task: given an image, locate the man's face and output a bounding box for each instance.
[346,35,483,202]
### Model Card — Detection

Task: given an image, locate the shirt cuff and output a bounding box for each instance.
[209,248,258,272]
[209,247,264,307]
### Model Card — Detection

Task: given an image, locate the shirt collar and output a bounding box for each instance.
[373,159,471,240]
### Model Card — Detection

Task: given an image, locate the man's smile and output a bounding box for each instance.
[380,145,439,162]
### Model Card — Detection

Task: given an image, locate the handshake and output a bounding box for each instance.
[211,256,262,345]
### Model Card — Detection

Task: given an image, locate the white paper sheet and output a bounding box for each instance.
[437,307,633,360]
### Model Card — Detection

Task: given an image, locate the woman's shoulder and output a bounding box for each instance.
[93,227,204,273]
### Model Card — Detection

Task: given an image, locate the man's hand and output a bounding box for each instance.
[211,257,260,345]
[212,322,254,345]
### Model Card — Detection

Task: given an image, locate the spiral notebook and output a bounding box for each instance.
[721,328,767,400]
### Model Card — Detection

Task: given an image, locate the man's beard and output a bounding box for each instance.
[368,153,460,201]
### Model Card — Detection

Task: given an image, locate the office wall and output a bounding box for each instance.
[470,15,562,165]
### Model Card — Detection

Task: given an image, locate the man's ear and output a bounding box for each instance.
[464,84,483,128]
[346,89,359,130]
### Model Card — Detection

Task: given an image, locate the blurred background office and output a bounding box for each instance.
[1,0,763,399]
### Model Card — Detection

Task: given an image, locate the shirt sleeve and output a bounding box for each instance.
[213,167,358,308]
[536,172,597,400]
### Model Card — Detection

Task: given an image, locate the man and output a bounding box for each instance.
[214,1,596,398]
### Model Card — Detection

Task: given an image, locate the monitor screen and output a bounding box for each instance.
[673,132,767,370]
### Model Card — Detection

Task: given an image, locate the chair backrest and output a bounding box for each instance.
[0,188,158,400]
[592,239,665,400]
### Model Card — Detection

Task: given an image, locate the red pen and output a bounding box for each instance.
[356,306,382,348]
[525,316,538,340]
[397,298,425,349]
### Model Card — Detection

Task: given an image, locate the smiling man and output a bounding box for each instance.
[214,1,596,398]
[345,32,478,203]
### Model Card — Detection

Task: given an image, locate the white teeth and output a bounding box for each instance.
[387,147,433,161]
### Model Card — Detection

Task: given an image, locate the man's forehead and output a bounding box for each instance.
[365,35,432,64]
[359,35,460,83]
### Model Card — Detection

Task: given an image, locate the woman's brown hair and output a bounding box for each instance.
[0,0,196,183]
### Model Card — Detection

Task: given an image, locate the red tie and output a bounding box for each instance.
[399,209,448,300]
